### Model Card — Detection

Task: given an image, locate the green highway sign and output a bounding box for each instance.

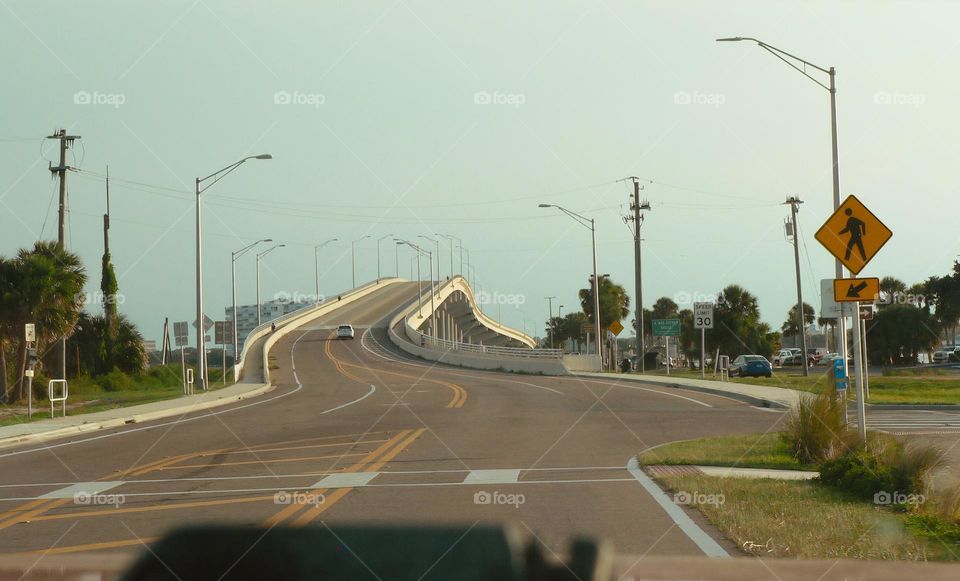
[652,319,681,337]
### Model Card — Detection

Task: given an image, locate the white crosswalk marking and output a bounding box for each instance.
[861,410,960,432]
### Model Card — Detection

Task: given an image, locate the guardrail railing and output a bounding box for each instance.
[410,329,563,360]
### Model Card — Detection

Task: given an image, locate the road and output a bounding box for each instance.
[0,281,787,567]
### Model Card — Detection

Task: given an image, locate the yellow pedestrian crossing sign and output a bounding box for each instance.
[608,320,624,336]
[814,195,892,275]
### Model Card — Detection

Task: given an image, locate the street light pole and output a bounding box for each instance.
[195,154,271,390]
[719,37,863,439]
[376,234,394,280]
[545,296,556,348]
[256,244,285,327]
[539,204,603,367]
[315,238,337,303]
[419,235,440,281]
[232,238,271,368]
[352,235,370,288]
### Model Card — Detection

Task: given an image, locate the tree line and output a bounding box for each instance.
[0,241,146,402]
[544,260,960,366]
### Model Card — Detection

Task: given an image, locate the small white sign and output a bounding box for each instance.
[693,302,714,329]
[821,279,842,318]
[24,323,35,342]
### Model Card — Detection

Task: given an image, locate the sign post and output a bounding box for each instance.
[24,324,36,419]
[693,303,714,379]
[174,321,189,394]
[815,195,892,442]
[652,319,681,375]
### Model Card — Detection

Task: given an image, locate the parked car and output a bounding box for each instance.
[807,348,828,366]
[336,324,355,340]
[772,348,802,366]
[933,346,960,363]
[730,355,773,378]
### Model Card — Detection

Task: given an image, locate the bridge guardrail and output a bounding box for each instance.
[411,330,563,360]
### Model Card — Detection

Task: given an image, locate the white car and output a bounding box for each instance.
[336,324,355,340]
[933,346,960,364]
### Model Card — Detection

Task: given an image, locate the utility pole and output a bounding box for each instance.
[47,129,80,381]
[545,296,556,348]
[785,196,810,376]
[624,177,650,372]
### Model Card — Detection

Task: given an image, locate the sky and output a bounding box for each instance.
[2,1,958,345]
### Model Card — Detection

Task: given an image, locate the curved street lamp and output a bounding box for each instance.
[195,154,271,390]
[539,203,602,366]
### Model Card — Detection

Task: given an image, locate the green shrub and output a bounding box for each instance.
[782,388,858,464]
[818,438,944,503]
[99,367,133,392]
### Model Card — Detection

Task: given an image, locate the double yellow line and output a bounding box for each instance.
[264,427,425,527]
[325,335,467,408]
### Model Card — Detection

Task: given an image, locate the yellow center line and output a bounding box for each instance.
[0,498,70,531]
[27,495,277,523]
[263,429,413,527]
[164,451,368,470]
[25,536,157,555]
[289,428,426,527]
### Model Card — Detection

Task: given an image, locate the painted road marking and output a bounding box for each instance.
[464,469,521,485]
[312,472,380,489]
[38,481,125,499]
[626,457,728,558]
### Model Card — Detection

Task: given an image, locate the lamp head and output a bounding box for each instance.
[538,203,552,208]
[716,37,744,42]
[254,154,273,160]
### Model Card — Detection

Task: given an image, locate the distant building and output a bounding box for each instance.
[226,297,314,354]
[142,339,157,353]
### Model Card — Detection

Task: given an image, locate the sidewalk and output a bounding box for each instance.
[0,380,272,451]
[645,464,818,480]
[574,372,800,409]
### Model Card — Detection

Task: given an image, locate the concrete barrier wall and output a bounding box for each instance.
[390,288,570,376]
[405,276,536,348]
[563,354,603,372]
[236,278,403,384]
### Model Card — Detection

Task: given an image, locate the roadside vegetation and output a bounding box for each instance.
[640,387,960,560]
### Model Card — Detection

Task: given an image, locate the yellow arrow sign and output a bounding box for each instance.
[608,320,624,336]
[833,277,880,303]
[815,195,892,275]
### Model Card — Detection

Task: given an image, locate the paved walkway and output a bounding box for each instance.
[574,371,801,409]
[645,464,818,480]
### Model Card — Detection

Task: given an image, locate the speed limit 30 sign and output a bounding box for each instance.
[693,302,714,329]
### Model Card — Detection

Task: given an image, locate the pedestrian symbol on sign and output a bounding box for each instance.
[839,208,866,262]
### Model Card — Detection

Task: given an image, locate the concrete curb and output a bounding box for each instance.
[573,373,795,410]
[0,382,273,450]
[863,403,960,411]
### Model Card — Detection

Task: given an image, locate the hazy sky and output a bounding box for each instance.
[2,1,957,344]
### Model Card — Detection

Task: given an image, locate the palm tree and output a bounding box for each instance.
[0,242,86,401]
[579,277,630,331]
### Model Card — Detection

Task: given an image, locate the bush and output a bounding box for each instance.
[99,367,134,392]
[818,437,943,502]
[781,387,858,464]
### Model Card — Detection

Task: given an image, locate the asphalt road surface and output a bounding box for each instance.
[0,281,787,566]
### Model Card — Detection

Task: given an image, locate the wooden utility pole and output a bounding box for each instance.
[47,129,81,381]
[786,196,810,376]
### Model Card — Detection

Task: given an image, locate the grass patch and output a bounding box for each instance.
[636,369,960,404]
[1,365,235,426]
[655,474,958,560]
[639,433,815,471]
